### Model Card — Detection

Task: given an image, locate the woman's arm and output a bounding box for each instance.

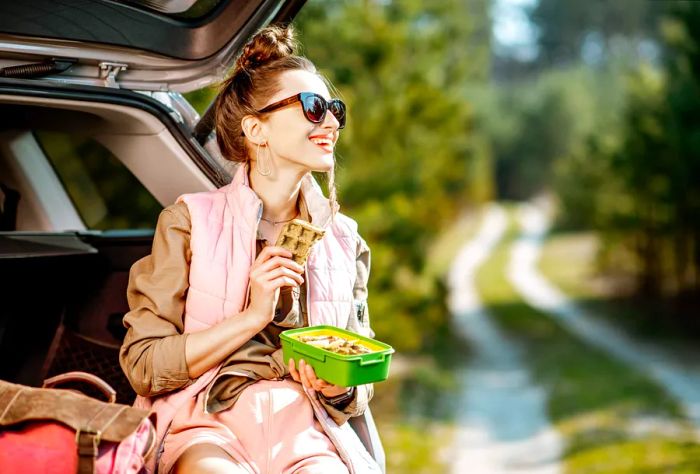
[185,244,305,378]
[183,308,266,378]
[119,205,193,397]
[120,204,304,393]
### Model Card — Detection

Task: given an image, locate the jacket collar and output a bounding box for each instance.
[225,162,334,232]
[299,170,334,229]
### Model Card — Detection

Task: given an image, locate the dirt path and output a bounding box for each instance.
[447,204,563,473]
[509,202,700,437]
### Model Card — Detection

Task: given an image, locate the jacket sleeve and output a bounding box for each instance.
[320,233,374,425]
[319,383,374,426]
[119,203,193,397]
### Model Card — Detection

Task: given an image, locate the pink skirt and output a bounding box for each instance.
[159,379,348,474]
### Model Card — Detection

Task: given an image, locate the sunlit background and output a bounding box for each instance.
[185,0,700,471]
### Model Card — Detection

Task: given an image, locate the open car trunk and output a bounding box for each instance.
[1,231,151,404]
[0,80,221,401]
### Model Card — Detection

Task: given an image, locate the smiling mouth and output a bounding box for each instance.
[309,137,334,151]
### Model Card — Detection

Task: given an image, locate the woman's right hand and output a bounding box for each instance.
[246,246,305,327]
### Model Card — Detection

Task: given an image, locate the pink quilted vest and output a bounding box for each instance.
[134,164,379,473]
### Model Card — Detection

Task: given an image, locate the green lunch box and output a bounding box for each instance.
[280,325,395,387]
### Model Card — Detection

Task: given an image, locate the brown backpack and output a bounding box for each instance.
[0,372,155,474]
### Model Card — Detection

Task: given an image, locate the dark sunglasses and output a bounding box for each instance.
[257,92,346,129]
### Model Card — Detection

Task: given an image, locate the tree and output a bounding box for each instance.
[555,1,700,299]
[294,0,493,352]
[528,0,665,67]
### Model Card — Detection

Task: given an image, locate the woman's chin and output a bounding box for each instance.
[311,153,335,172]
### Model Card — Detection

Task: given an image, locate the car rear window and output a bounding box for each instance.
[34,130,162,230]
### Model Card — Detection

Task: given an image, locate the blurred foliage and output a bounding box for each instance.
[554,2,700,299]
[462,0,663,202]
[183,87,219,115]
[470,63,627,199]
[182,0,700,344]
[479,0,668,201]
[293,0,494,353]
[529,0,665,67]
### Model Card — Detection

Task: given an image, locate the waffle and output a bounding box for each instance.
[275,219,326,266]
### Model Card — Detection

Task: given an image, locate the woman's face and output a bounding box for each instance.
[257,69,341,175]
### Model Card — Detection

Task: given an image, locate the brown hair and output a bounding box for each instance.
[215,25,339,216]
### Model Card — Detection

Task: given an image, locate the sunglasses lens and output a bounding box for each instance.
[329,100,346,128]
[302,94,327,123]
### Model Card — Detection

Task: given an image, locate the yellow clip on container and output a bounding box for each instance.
[280,325,394,387]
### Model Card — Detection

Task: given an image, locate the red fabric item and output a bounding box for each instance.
[0,421,78,474]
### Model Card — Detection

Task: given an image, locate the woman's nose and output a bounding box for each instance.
[322,109,340,130]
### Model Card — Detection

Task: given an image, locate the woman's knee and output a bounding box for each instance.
[171,443,249,474]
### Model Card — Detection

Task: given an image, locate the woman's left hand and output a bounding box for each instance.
[288,358,350,398]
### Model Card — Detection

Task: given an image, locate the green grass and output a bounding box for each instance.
[537,230,603,300]
[425,207,483,279]
[375,419,454,474]
[475,211,700,473]
[366,206,483,472]
[565,438,700,473]
[539,231,700,366]
[371,357,456,473]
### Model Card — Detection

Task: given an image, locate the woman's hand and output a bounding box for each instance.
[184,247,302,379]
[288,358,350,398]
[247,246,304,328]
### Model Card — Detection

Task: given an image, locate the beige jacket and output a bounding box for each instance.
[119,200,373,424]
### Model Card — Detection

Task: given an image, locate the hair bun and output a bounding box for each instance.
[236,25,297,72]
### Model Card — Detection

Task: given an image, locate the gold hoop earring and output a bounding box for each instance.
[256,141,271,176]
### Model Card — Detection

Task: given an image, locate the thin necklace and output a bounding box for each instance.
[260,210,299,225]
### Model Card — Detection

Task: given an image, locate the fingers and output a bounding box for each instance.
[263,266,304,286]
[247,248,304,322]
[290,358,315,391]
[257,256,305,276]
[259,245,293,261]
[250,256,304,287]
[288,358,323,389]
[288,358,301,383]
[267,275,302,292]
[250,262,304,296]
[252,247,301,271]
[300,359,332,391]
[298,359,312,391]
[250,267,303,291]
[290,359,348,399]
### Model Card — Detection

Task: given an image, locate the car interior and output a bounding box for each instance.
[0,92,227,400]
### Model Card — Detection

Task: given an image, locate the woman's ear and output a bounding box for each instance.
[241,115,266,145]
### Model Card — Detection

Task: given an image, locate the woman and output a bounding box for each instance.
[119,25,378,474]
